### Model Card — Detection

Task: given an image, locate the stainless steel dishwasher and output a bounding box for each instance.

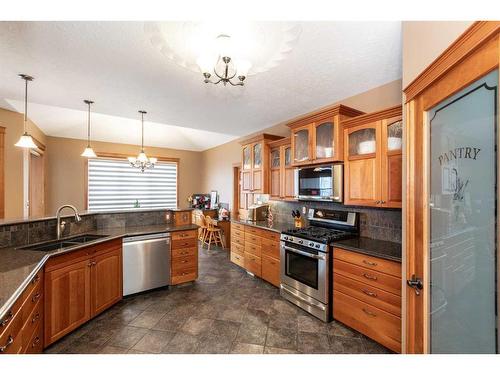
[122,232,171,296]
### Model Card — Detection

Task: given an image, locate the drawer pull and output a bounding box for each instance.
[0,335,14,352]
[180,233,188,237]
[0,311,13,327]
[181,260,188,264]
[362,308,377,317]
[362,273,378,281]
[32,337,41,347]
[362,259,378,267]
[362,289,378,298]
[180,251,188,255]
[32,292,41,303]
[32,274,40,284]
[32,313,40,323]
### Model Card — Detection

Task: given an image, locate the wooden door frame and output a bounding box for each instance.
[0,127,5,219]
[232,162,241,218]
[403,21,500,354]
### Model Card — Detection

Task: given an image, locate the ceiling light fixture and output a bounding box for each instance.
[196,34,251,86]
[128,110,157,172]
[81,100,97,158]
[15,74,38,149]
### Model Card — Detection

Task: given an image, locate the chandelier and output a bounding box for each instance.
[196,34,251,86]
[15,74,38,149]
[128,110,157,172]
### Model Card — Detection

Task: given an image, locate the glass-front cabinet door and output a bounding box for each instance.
[242,146,251,170]
[344,123,380,206]
[292,125,311,164]
[381,118,403,208]
[314,121,334,161]
[270,148,281,198]
[428,70,498,354]
[253,142,262,169]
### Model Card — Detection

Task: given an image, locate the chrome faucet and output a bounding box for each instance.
[56,205,82,239]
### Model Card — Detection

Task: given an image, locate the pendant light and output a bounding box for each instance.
[15,74,38,149]
[81,100,97,158]
[128,110,157,172]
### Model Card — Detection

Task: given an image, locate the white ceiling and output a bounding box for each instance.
[0,21,402,151]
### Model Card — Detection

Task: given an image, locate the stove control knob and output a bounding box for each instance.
[283,236,288,241]
[309,242,314,247]
[289,238,293,242]
[315,244,320,249]
[298,240,303,244]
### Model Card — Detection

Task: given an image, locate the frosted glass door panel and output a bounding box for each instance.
[429,70,498,353]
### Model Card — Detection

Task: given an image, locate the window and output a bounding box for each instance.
[87,158,177,211]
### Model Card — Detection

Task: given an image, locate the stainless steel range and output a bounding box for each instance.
[280,208,358,321]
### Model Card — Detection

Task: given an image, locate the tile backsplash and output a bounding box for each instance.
[269,200,402,243]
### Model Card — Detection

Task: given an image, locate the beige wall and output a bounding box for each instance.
[45,136,203,214]
[0,108,47,219]
[200,79,403,207]
[402,21,474,88]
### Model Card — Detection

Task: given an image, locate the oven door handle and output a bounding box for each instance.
[280,284,326,311]
[282,245,326,260]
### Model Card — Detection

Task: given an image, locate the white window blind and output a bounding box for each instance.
[87,158,177,211]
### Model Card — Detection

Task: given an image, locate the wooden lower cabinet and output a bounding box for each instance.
[44,239,122,347]
[170,229,198,285]
[230,222,280,287]
[0,269,44,354]
[333,247,402,353]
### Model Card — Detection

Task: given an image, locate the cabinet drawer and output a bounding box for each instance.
[172,238,197,249]
[334,259,401,296]
[0,296,24,340]
[244,226,264,236]
[261,255,280,287]
[21,277,43,322]
[230,252,245,268]
[172,246,197,258]
[171,255,197,270]
[171,267,197,284]
[231,222,245,232]
[244,252,261,277]
[333,248,401,278]
[245,232,262,246]
[231,236,245,247]
[244,242,261,257]
[0,308,22,354]
[261,238,280,259]
[24,322,43,354]
[260,230,280,242]
[172,230,197,241]
[231,228,244,239]
[333,290,401,353]
[21,299,43,350]
[231,242,244,255]
[21,269,43,305]
[334,273,401,317]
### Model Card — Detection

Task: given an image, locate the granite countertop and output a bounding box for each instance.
[0,223,198,319]
[231,218,294,234]
[333,237,402,262]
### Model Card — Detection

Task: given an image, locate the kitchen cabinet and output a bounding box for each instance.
[288,105,364,166]
[333,247,402,353]
[268,138,296,201]
[173,209,192,226]
[240,134,283,194]
[0,269,44,354]
[230,222,280,287]
[170,229,198,285]
[44,238,122,347]
[343,105,402,208]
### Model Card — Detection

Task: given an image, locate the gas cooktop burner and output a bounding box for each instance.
[282,226,355,244]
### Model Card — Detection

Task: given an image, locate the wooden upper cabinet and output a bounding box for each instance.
[343,105,402,208]
[240,134,283,195]
[288,105,364,167]
[268,138,296,201]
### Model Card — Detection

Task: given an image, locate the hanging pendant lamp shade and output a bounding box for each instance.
[81,100,97,158]
[15,74,37,149]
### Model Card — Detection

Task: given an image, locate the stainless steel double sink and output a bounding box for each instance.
[19,234,109,252]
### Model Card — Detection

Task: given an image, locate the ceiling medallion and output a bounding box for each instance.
[128,110,157,172]
[145,22,302,86]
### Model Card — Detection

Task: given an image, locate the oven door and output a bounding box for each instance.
[280,242,328,304]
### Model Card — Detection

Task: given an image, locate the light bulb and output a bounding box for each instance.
[81,146,97,158]
[149,157,157,164]
[137,152,148,163]
[216,34,232,58]
[236,60,252,77]
[196,54,215,74]
[15,133,37,149]
[128,157,137,163]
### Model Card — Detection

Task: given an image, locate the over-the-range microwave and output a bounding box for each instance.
[297,164,343,202]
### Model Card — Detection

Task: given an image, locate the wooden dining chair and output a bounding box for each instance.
[204,215,224,251]
[198,215,208,243]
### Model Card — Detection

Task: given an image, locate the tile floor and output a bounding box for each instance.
[44,244,392,354]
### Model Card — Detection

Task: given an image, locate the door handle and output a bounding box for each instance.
[407,274,423,296]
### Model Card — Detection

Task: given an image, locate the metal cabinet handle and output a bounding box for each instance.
[0,336,14,352]
[281,245,326,260]
[0,311,13,327]
[32,337,40,347]
[362,289,378,298]
[362,259,377,267]
[32,292,41,302]
[362,273,378,281]
[280,284,326,311]
[32,275,40,284]
[362,308,377,317]
[32,312,40,323]
[87,261,93,267]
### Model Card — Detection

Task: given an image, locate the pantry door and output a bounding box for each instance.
[404,22,500,353]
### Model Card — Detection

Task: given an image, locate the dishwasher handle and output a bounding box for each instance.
[123,232,171,244]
